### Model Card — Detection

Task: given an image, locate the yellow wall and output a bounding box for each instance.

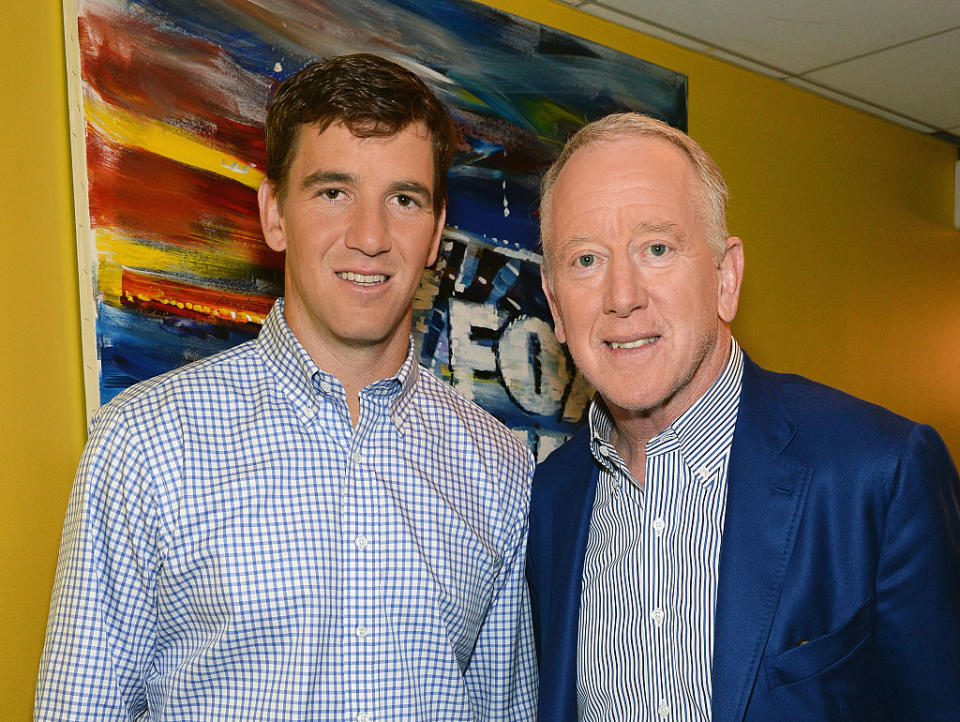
[4,0,958,717]
[1,1,88,718]
[485,0,960,449]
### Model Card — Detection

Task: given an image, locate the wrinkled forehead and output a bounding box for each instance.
[554,138,697,215]
[553,136,709,230]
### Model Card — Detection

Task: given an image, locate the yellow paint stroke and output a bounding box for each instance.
[95,229,184,302]
[93,228,249,304]
[84,92,264,189]
[451,86,488,108]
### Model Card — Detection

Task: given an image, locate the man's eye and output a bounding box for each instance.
[321,188,343,200]
[395,194,419,208]
[576,254,596,268]
[649,243,669,257]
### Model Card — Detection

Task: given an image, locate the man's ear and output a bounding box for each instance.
[540,263,566,345]
[717,235,744,324]
[258,178,287,252]
[426,205,446,268]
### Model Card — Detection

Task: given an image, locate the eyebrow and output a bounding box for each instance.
[299,172,433,205]
[555,221,682,247]
[300,170,356,193]
[550,220,689,260]
[389,180,433,204]
[553,235,593,258]
[630,221,682,236]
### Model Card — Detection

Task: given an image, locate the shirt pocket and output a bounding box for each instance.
[765,597,875,690]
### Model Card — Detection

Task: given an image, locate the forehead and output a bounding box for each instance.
[555,136,694,201]
[549,137,699,233]
[290,120,435,176]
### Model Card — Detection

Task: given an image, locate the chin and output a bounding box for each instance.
[599,378,675,413]
[608,397,662,416]
[343,333,394,349]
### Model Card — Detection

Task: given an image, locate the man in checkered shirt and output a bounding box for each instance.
[36,54,536,721]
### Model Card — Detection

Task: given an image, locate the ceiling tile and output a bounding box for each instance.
[804,28,960,130]
[592,0,960,72]
[706,48,790,79]
[578,4,711,53]
[785,77,938,133]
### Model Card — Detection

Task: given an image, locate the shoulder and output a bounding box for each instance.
[744,359,955,478]
[529,426,595,519]
[535,426,592,482]
[415,366,533,468]
[90,340,263,439]
[746,358,920,448]
[413,369,534,542]
[80,341,270,510]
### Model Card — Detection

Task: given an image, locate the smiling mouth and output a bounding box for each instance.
[337,271,388,286]
[608,336,659,350]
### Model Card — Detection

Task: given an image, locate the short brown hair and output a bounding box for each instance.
[264,53,456,217]
[540,113,729,268]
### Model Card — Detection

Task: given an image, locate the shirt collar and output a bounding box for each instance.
[371,342,421,433]
[587,396,626,479]
[589,338,744,484]
[255,298,420,426]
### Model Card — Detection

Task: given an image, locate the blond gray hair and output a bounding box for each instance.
[540,113,729,271]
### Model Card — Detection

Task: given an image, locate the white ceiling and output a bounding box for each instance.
[558,0,960,145]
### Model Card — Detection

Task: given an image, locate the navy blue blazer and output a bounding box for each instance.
[527,355,960,721]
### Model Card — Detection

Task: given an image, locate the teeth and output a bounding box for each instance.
[609,337,657,350]
[337,272,387,285]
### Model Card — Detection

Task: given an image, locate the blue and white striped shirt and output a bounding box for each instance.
[36,299,537,721]
[577,340,743,721]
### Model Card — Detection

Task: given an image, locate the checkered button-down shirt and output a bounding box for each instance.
[36,299,537,721]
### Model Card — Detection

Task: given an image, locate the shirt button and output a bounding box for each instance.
[319,380,332,394]
[658,699,671,718]
[653,518,666,535]
[357,713,370,722]
[352,451,363,465]
[698,465,711,480]
[354,534,368,550]
[355,623,368,639]
[652,607,665,627]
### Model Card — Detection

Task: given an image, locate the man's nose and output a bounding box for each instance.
[602,254,648,317]
[344,202,391,256]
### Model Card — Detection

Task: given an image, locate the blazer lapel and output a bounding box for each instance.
[711,357,812,722]
[542,438,599,722]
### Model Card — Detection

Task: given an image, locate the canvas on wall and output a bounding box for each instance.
[63,0,687,458]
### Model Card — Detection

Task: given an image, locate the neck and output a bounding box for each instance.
[608,416,653,483]
[285,311,411,426]
[606,331,733,482]
[331,344,408,425]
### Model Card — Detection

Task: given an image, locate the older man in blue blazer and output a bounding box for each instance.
[528,112,960,721]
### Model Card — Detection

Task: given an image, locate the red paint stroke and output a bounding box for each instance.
[78,8,268,166]
[86,126,281,271]
[453,111,555,172]
[121,267,276,330]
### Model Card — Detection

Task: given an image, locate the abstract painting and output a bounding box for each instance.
[64,0,687,457]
